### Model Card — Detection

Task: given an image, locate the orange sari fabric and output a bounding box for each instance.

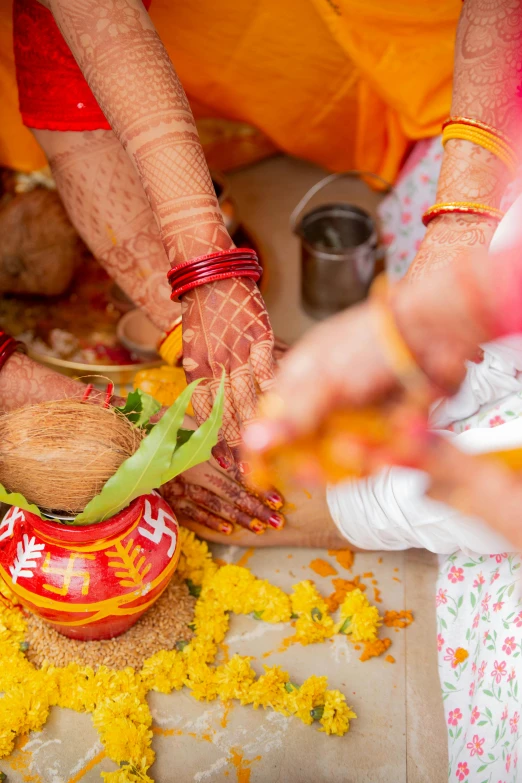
[1,0,461,178]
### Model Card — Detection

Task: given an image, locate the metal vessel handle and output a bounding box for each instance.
[290,170,395,232]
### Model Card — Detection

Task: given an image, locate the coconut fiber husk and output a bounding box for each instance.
[0,399,142,515]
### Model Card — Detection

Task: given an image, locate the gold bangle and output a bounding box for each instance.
[442,125,517,175]
[158,318,183,366]
[443,116,513,147]
[422,201,504,227]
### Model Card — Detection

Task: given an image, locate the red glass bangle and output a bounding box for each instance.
[168,255,258,283]
[172,270,261,301]
[0,330,26,374]
[168,248,257,276]
[166,250,259,287]
[167,248,262,302]
[170,262,261,294]
[172,262,261,289]
[171,266,262,301]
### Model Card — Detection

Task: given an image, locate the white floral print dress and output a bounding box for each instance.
[378,138,522,783]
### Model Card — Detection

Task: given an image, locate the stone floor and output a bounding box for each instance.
[0,156,447,781]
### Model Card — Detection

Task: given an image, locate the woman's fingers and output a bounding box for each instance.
[181,481,267,534]
[251,339,277,393]
[172,496,234,535]
[180,465,285,529]
[228,464,285,512]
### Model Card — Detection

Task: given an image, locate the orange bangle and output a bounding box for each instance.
[422,202,504,227]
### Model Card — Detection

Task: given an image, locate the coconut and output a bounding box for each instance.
[0,399,142,515]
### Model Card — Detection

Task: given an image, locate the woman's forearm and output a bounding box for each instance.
[0,353,86,411]
[44,0,233,267]
[0,354,124,412]
[409,0,522,282]
[436,0,522,205]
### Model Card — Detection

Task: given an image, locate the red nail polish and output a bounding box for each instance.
[216,455,231,470]
[219,522,233,535]
[268,512,285,530]
[250,520,266,535]
[239,462,251,475]
[265,492,284,511]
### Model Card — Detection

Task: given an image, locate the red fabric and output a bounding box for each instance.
[13,0,152,132]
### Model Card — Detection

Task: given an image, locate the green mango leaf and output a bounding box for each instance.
[176,428,195,449]
[115,389,161,429]
[160,372,225,484]
[115,389,143,423]
[73,380,201,525]
[0,483,42,518]
[135,390,161,428]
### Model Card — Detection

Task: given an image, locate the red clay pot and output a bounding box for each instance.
[0,493,181,641]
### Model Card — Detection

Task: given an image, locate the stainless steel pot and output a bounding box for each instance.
[291,171,393,320]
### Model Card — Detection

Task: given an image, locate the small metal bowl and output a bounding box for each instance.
[27,349,162,387]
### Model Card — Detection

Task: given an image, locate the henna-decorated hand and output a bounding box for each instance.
[161,459,285,540]
[181,277,276,470]
[161,460,349,550]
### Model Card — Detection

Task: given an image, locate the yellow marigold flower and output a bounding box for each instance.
[338,588,369,620]
[140,650,186,694]
[291,581,329,616]
[103,768,154,783]
[93,693,151,727]
[250,584,292,624]
[0,691,26,736]
[348,605,382,643]
[0,729,16,760]
[289,582,335,645]
[214,655,256,704]
[177,529,217,585]
[52,663,98,712]
[294,614,335,645]
[291,675,328,725]
[95,713,153,766]
[0,654,37,693]
[94,667,146,702]
[249,666,293,714]
[0,605,26,637]
[319,690,357,736]
[184,659,218,702]
[2,681,52,736]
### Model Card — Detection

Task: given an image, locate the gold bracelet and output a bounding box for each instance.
[422,201,504,227]
[442,125,517,175]
[443,116,513,147]
[158,317,183,366]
